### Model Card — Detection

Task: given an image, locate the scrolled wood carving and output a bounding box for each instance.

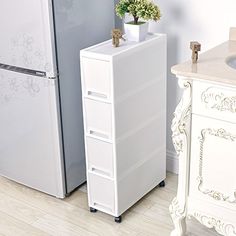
[169,197,185,220]
[170,79,192,236]
[193,212,236,236]
[201,87,236,113]
[198,128,236,203]
[171,80,192,156]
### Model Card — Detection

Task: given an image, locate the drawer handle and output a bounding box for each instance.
[91,167,111,177]
[87,91,108,99]
[89,130,109,139]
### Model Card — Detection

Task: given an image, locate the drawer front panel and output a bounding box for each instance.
[86,137,114,178]
[81,57,111,101]
[189,115,236,211]
[88,173,115,214]
[84,98,113,140]
[192,81,236,123]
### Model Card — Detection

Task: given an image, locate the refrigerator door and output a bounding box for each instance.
[0,0,56,77]
[53,0,115,193]
[0,69,65,198]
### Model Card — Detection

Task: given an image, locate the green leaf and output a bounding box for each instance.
[115,0,161,24]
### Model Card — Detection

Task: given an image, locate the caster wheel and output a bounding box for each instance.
[90,207,97,213]
[159,180,165,188]
[114,216,122,223]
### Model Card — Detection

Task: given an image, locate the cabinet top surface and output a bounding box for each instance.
[171,40,236,86]
[80,33,165,57]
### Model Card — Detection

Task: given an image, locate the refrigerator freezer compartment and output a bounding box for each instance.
[0,69,64,197]
[86,136,114,178]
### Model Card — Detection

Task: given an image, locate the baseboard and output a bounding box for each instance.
[166,150,179,174]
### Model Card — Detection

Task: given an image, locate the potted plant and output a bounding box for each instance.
[116,0,161,42]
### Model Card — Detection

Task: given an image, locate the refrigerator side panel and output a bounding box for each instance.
[114,0,123,28]
[52,0,115,193]
[0,69,65,198]
[0,0,57,76]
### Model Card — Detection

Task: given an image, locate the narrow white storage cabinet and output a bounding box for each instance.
[80,34,167,222]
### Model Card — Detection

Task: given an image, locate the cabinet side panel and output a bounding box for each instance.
[113,35,166,100]
[114,35,167,214]
[117,150,166,215]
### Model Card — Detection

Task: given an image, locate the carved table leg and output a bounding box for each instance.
[170,78,192,236]
[170,198,187,236]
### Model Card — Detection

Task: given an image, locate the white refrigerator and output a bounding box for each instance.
[0,0,115,198]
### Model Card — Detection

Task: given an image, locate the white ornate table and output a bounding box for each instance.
[170,37,236,236]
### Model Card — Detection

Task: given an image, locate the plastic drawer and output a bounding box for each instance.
[88,173,115,214]
[84,98,113,140]
[86,136,114,178]
[81,57,111,101]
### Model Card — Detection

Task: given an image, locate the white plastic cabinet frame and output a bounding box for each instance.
[81,34,167,222]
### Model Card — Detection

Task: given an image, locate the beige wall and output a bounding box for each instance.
[149,0,236,173]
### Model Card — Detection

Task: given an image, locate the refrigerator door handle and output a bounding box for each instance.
[0,63,57,79]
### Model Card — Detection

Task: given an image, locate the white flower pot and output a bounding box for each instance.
[124,21,149,42]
